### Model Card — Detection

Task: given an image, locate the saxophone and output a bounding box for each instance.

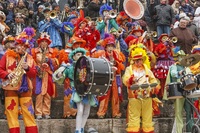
[10,52,28,87]
[38,48,47,78]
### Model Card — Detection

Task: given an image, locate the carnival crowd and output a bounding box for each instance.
[0,0,200,133]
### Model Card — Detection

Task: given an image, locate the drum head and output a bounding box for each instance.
[184,83,197,90]
[74,56,91,95]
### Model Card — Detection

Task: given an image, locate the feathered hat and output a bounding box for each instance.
[101,34,115,48]
[69,47,87,60]
[128,43,147,52]
[191,45,200,54]
[159,33,168,42]
[116,11,132,25]
[99,4,112,16]
[74,10,88,31]
[125,35,136,47]
[129,47,150,68]
[14,35,30,48]
[69,36,86,49]
[37,32,51,45]
[23,27,36,38]
[131,25,144,34]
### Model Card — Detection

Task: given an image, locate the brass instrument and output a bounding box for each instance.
[123,0,144,20]
[38,48,47,78]
[146,31,157,39]
[96,17,103,23]
[10,52,28,87]
[162,36,178,43]
[118,27,123,35]
[171,37,178,43]
[49,10,57,19]
[109,10,117,18]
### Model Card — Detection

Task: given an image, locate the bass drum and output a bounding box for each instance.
[74,56,113,96]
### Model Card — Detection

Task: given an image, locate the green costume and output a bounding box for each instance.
[164,64,194,133]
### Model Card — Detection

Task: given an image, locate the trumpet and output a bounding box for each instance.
[146,31,157,39]
[162,36,178,43]
[50,10,57,19]
[96,17,103,23]
[109,10,117,18]
[170,37,178,43]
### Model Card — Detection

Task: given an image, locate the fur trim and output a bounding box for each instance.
[58,49,69,64]
[69,48,87,60]
[5,49,20,59]
[116,11,132,25]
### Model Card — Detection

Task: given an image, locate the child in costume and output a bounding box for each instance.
[122,47,159,133]
[0,34,38,133]
[54,48,98,133]
[31,32,59,119]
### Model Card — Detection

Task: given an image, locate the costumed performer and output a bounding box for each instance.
[164,49,195,133]
[0,34,38,133]
[54,48,98,133]
[122,46,160,133]
[31,32,59,119]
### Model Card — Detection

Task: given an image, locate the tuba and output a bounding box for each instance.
[123,0,144,20]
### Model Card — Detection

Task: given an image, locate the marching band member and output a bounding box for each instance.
[0,35,38,133]
[116,11,132,38]
[153,34,175,98]
[54,48,98,133]
[96,3,119,38]
[122,47,159,133]
[164,49,194,133]
[38,8,63,49]
[31,33,59,119]
[94,34,125,119]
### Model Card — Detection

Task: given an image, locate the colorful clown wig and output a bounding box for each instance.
[129,47,150,69]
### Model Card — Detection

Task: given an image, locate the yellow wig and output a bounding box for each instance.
[129,47,150,69]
